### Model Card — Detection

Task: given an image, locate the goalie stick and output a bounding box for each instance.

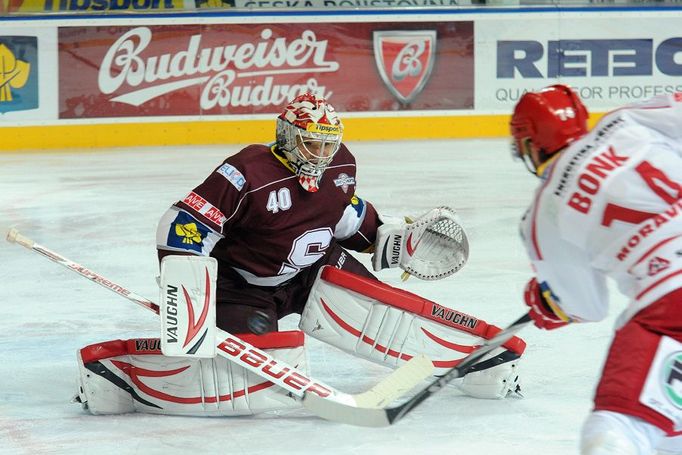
[303,313,531,427]
[6,228,434,411]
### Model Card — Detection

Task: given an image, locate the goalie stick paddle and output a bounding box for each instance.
[303,313,532,427]
[5,228,434,412]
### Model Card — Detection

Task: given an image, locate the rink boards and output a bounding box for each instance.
[1,7,681,149]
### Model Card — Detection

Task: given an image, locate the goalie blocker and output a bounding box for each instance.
[300,266,527,399]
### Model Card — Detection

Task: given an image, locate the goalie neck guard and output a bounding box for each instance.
[276,93,343,193]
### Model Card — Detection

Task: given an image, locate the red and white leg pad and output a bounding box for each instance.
[300,266,527,399]
[76,331,305,416]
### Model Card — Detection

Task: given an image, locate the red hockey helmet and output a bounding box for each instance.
[510,85,589,173]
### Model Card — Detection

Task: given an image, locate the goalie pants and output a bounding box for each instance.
[215,242,375,333]
[593,288,682,436]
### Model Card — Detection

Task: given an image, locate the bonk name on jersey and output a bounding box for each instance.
[567,146,629,214]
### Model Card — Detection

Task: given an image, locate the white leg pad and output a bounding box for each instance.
[76,332,305,416]
[300,266,525,399]
[580,410,665,455]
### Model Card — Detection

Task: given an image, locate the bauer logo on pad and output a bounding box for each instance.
[373,30,436,104]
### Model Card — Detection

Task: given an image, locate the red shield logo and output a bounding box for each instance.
[373,30,437,104]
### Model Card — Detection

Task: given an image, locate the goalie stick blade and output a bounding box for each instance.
[304,394,391,428]
[383,313,532,426]
[302,354,434,427]
[305,314,532,427]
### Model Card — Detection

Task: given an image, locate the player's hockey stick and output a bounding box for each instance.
[303,313,531,427]
[6,228,434,411]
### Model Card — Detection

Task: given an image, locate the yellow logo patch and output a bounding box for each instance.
[307,123,341,135]
[0,43,30,103]
[174,222,203,245]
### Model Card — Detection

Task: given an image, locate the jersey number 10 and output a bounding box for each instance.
[601,160,682,227]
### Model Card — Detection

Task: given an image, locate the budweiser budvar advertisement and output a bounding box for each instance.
[58,23,473,119]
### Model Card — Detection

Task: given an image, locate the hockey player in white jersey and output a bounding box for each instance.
[510,85,682,454]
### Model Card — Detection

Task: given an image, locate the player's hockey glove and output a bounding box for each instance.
[524,277,571,330]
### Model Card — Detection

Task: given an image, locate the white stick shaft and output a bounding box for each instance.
[7,228,159,312]
[6,228,353,403]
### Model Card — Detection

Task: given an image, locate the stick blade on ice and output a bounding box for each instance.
[302,354,434,427]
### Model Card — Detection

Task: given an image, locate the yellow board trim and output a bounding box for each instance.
[0,114,605,152]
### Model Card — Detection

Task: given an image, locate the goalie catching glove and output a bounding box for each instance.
[372,206,469,281]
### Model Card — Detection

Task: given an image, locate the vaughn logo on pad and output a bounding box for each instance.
[160,255,217,358]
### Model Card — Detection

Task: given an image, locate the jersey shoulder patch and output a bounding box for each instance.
[350,194,365,217]
[333,173,356,193]
[216,163,246,191]
[165,210,212,253]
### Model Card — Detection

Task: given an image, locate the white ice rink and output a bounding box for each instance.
[1,139,680,454]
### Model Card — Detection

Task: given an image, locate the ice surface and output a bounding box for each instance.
[1,139,680,454]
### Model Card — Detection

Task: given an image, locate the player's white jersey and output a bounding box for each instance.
[520,93,682,325]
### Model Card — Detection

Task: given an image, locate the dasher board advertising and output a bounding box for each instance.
[58,23,474,119]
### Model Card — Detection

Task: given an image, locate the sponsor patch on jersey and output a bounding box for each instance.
[350,195,365,217]
[216,163,246,191]
[182,191,226,227]
[334,173,356,193]
[166,211,211,253]
[640,335,682,431]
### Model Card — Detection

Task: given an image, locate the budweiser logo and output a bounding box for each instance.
[98,27,339,109]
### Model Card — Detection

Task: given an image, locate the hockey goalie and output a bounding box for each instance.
[75,93,526,417]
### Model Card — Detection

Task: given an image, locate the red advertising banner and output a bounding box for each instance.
[58,22,473,119]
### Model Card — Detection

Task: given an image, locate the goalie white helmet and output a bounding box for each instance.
[276,93,343,192]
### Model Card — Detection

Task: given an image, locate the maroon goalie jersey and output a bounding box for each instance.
[156,143,380,286]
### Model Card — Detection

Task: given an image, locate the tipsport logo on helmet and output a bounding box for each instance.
[373,30,436,104]
[307,123,341,134]
[96,26,338,111]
